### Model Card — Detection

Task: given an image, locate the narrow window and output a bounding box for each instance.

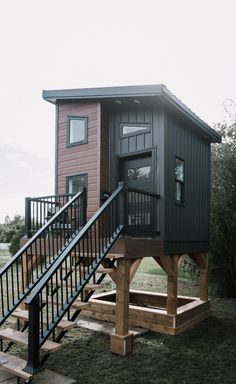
[66,174,88,194]
[67,116,88,146]
[174,157,184,203]
[121,124,150,137]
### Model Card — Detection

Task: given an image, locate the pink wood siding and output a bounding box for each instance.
[100,111,109,195]
[57,101,101,219]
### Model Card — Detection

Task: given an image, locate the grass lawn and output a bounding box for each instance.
[1,249,236,383]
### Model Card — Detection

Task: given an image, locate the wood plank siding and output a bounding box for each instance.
[57,101,102,219]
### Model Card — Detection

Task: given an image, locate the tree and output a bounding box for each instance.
[0,215,25,255]
[209,120,236,297]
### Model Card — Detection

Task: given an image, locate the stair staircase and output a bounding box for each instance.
[0,184,125,382]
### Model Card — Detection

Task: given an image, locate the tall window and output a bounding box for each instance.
[67,116,88,146]
[66,174,87,194]
[174,157,184,203]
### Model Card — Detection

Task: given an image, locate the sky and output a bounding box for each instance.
[0,0,236,222]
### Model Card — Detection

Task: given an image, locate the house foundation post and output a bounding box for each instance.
[110,258,133,356]
[166,255,179,315]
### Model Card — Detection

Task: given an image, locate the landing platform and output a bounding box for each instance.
[81,289,211,335]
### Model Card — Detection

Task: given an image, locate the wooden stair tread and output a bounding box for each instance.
[0,328,61,353]
[62,266,114,274]
[41,295,89,310]
[71,252,124,259]
[12,309,76,330]
[53,281,102,290]
[0,351,32,381]
[97,267,115,273]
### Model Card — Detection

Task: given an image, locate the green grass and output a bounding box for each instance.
[0,248,11,267]
[45,299,236,384]
[1,251,235,383]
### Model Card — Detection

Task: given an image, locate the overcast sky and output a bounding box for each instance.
[0,0,236,222]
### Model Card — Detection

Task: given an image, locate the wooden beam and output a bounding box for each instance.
[115,259,130,336]
[129,258,142,283]
[110,258,133,355]
[189,253,208,301]
[199,269,208,301]
[189,253,208,269]
[166,255,179,315]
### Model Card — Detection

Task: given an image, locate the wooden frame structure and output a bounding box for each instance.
[78,247,210,355]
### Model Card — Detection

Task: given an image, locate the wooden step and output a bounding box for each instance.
[96,267,115,274]
[62,266,114,274]
[0,351,32,381]
[41,295,89,310]
[0,328,61,353]
[71,252,123,259]
[12,309,76,330]
[53,281,102,290]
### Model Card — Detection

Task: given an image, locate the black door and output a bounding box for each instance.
[119,155,154,235]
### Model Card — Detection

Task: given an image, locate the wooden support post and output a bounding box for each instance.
[155,255,180,315]
[110,258,133,356]
[200,268,208,301]
[166,255,179,315]
[189,253,208,301]
[20,253,37,310]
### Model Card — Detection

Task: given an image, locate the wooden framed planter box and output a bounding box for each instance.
[81,289,211,335]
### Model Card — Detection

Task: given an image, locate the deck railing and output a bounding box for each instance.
[0,189,86,325]
[25,193,85,238]
[125,187,160,237]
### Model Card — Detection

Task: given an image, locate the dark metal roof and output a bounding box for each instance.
[42,84,221,143]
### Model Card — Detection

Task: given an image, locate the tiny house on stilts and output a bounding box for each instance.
[0,85,221,381]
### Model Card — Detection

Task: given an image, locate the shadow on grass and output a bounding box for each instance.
[45,303,236,384]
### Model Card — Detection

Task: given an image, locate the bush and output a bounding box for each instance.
[9,225,25,256]
[0,215,25,256]
[209,122,236,297]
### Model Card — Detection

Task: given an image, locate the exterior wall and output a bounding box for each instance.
[109,106,163,236]
[164,111,211,254]
[109,107,159,187]
[56,101,101,219]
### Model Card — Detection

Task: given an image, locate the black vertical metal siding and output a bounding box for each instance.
[109,107,156,187]
[164,112,211,254]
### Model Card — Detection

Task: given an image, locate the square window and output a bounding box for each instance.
[67,117,88,146]
[66,174,87,194]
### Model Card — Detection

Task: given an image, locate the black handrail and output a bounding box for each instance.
[23,183,125,374]
[0,188,86,325]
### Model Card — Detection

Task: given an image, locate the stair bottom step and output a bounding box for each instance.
[0,328,61,353]
[0,351,32,381]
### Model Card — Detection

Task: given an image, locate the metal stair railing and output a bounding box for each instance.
[0,188,87,325]
[23,183,125,374]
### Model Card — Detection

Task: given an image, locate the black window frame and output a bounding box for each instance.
[120,123,151,138]
[67,116,88,147]
[66,173,88,194]
[174,156,184,204]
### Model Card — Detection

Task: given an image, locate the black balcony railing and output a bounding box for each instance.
[125,187,160,237]
[25,193,85,238]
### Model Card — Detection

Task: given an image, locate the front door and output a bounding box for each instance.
[119,155,154,235]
